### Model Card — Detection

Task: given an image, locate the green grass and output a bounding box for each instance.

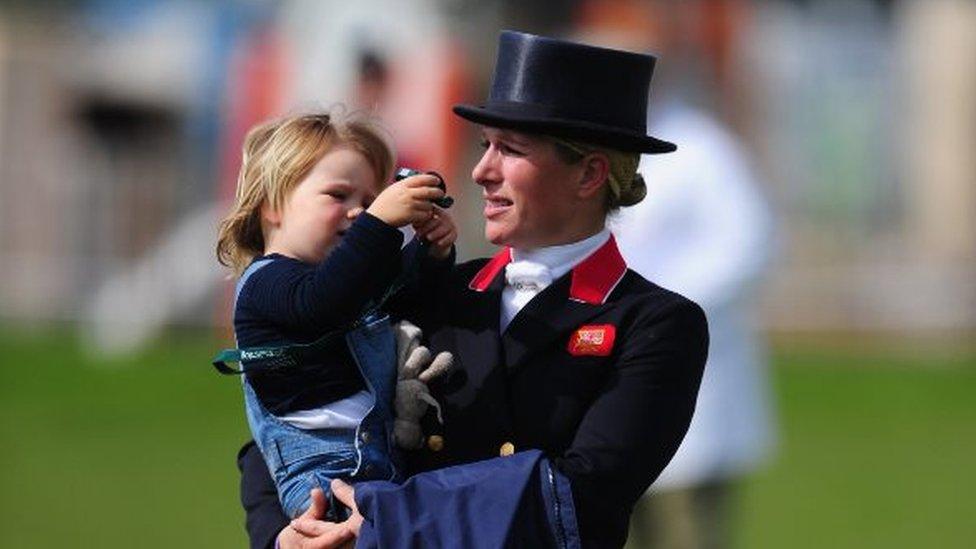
[0,327,973,548]
[736,345,976,549]
[0,326,249,548]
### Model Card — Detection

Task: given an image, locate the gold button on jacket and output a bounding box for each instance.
[499,442,515,456]
[427,435,444,452]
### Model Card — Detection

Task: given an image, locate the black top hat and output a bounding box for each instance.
[453,30,676,154]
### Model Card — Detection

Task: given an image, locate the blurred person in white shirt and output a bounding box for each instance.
[576,1,777,547]
[616,97,776,549]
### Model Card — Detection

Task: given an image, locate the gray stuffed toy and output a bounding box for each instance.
[393,320,453,450]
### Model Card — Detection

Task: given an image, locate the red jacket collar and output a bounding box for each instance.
[468,235,628,305]
[467,247,512,292]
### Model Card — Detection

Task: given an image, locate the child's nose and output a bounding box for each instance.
[347,206,364,219]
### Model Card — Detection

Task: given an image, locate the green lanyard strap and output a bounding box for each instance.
[211,329,346,375]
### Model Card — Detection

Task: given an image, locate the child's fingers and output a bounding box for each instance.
[413,216,439,235]
[426,224,451,242]
[418,217,450,237]
[438,232,456,248]
[410,186,445,202]
[430,208,452,227]
[411,201,435,221]
[400,174,441,188]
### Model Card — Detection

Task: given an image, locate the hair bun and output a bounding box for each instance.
[617,173,647,207]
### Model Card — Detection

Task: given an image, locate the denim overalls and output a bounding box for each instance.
[216,259,404,519]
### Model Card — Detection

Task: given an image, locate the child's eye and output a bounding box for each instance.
[325,191,346,200]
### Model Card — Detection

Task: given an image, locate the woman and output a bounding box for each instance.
[239,30,708,549]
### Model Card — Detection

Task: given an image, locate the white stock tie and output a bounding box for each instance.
[502,261,554,331]
[505,261,553,294]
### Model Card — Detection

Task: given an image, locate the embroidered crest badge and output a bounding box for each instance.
[567,324,616,356]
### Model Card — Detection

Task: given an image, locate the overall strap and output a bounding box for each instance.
[211,258,274,375]
[235,259,274,305]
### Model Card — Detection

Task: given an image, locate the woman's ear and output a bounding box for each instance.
[577,152,610,200]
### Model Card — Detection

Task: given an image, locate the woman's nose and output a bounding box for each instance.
[471,149,496,187]
[347,206,364,219]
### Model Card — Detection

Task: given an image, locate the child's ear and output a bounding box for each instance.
[577,152,610,200]
[260,200,281,226]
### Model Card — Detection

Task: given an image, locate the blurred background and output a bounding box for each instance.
[0,0,973,547]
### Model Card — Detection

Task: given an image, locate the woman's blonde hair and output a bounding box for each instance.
[216,110,395,276]
[551,137,645,211]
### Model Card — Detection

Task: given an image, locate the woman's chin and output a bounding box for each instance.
[484,224,510,247]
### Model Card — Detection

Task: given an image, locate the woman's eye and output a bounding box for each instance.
[325,191,346,200]
[479,138,522,156]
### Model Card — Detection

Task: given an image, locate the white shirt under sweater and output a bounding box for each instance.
[501,228,611,332]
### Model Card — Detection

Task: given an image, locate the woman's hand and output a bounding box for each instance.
[277,481,362,549]
[413,207,457,259]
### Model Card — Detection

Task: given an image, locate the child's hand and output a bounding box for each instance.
[367,174,445,228]
[413,207,457,259]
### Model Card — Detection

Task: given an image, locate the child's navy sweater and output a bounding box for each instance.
[234,212,448,415]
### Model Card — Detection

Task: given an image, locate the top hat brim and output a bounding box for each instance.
[453,103,677,154]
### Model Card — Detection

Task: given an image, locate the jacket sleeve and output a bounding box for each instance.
[239,441,580,549]
[553,298,709,544]
[238,441,288,549]
[354,450,580,549]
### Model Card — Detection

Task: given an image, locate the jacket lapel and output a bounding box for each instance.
[501,236,629,372]
[454,246,508,371]
[501,276,614,371]
[442,256,513,442]
[451,269,504,376]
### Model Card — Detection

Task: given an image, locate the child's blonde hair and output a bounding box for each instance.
[216,110,395,276]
